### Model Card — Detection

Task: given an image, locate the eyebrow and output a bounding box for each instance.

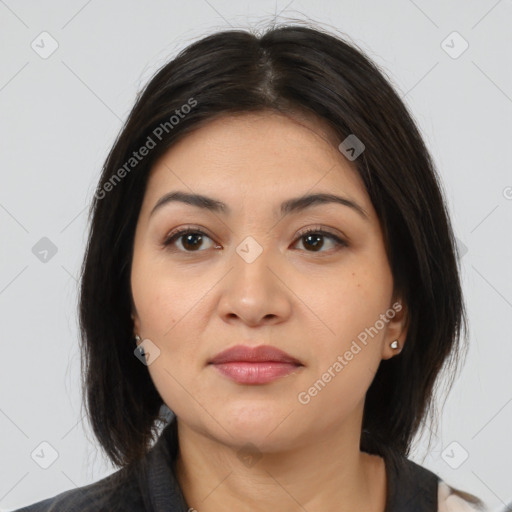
[149,191,369,220]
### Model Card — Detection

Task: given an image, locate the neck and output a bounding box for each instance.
[173,414,387,512]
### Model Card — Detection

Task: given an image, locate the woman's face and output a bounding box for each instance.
[130,111,406,452]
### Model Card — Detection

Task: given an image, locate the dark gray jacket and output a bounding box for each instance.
[14,417,486,512]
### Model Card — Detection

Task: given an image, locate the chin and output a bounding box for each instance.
[217,402,297,448]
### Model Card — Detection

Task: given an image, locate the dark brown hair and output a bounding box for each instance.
[79,21,468,472]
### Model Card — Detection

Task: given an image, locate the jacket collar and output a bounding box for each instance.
[383,447,439,511]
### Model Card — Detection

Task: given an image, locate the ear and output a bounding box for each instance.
[381,299,408,360]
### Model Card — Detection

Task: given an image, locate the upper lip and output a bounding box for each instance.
[209,344,303,365]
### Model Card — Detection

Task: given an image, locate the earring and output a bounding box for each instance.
[134,334,145,357]
[390,340,399,349]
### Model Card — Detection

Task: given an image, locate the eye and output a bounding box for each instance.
[162,227,218,252]
[162,226,348,253]
[292,227,348,253]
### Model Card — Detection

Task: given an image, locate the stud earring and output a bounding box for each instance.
[390,340,399,349]
[135,334,141,344]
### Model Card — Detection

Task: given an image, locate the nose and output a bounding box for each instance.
[216,243,292,328]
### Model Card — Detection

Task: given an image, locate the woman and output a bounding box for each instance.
[17,22,488,512]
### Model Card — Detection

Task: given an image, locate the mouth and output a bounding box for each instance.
[208,344,304,385]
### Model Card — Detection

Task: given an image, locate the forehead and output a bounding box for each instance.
[141,112,373,218]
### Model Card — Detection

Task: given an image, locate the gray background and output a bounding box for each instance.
[1,1,511,510]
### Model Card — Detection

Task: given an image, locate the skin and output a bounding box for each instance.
[130,111,408,512]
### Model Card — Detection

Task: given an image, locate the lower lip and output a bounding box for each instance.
[210,362,302,384]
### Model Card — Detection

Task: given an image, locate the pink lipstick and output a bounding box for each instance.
[208,344,303,384]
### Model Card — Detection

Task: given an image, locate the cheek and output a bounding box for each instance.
[131,251,211,380]
[131,250,195,335]
[297,275,391,418]
[309,255,393,361]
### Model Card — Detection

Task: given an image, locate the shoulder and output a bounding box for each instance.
[383,450,488,512]
[11,466,145,512]
[14,418,187,512]
[437,479,489,512]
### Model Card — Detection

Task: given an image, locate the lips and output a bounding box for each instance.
[208,344,303,365]
[208,344,304,384]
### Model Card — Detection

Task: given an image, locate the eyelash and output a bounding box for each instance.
[161,226,348,254]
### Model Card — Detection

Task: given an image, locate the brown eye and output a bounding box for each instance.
[162,227,347,254]
[293,228,347,253]
[163,229,216,252]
